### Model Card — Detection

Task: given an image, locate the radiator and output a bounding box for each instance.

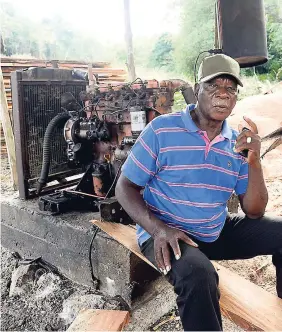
[11,68,87,198]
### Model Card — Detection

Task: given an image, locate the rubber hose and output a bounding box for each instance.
[37,112,71,194]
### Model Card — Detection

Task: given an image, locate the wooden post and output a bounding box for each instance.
[124,0,137,81]
[0,68,18,189]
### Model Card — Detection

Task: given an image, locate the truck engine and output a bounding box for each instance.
[37,76,196,222]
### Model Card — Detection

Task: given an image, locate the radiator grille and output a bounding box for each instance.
[21,83,85,179]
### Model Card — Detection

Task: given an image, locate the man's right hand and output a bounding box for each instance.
[153,225,198,274]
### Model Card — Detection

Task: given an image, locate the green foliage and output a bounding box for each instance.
[173,0,282,81]
[172,91,187,112]
[242,0,282,80]
[149,33,175,71]
[1,0,281,83]
[0,2,107,61]
[173,0,214,79]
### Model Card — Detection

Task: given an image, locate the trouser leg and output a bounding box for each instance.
[200,214,282,298]
[141,238,222,331]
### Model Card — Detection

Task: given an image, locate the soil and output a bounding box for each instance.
[0,248,123,331]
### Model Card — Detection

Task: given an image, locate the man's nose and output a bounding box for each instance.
[216,87,229,98]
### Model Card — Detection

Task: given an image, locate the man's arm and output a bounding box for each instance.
[116,175,197,274]
[115,174,164,238]
[238,161,268,218]
[235,116,268,218]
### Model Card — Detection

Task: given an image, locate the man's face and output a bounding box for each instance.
[195,75,238,121]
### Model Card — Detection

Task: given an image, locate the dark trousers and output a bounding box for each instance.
[141,214,282,331]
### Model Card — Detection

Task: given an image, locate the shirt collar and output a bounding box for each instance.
[181,104,233,140]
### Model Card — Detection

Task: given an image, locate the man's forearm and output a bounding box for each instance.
[242,161,268,218]
[115,176,165,237]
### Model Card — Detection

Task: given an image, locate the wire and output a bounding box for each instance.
[78,103,100,116]
[93,99,100,117]
[104,161,123,199]
[193,49,223,83]
[194,51,210,84]
[103,98,133,116]
[89,226,100,287]
[129,77,145,87]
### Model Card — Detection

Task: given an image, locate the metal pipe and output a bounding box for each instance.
[160,79,196,104]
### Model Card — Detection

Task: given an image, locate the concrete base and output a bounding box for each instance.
[127,276,177,331]
[1,196,158,305]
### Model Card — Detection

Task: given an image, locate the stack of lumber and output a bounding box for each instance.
[0,57,127,156]
[1,57,126,112]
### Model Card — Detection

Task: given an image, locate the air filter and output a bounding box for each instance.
[216,0,268,67]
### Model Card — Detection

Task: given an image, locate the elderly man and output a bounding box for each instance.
[115,54,282,331]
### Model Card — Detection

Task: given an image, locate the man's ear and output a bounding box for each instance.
[194,83,200,100]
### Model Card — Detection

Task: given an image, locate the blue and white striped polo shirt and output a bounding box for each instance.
[121,104,249,246]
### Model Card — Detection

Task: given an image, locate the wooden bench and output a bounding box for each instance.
[91,219,282,331]
[67,309,130,331]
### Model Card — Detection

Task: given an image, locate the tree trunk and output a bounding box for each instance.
[124,0,136,81]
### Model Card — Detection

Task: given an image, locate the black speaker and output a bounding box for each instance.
[216,0,268,67]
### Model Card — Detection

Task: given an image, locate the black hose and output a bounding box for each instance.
[37,112,71,194]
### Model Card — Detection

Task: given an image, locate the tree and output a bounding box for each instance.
[124,0,136,80]
[173,0,214,79]
[149,33,175,71]
[174,0,282,80]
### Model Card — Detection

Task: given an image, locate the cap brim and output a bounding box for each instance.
[199,72,243,87]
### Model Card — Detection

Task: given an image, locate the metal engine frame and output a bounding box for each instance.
[12,68,196,223]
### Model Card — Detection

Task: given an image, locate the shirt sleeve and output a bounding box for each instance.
[234,160,249,195]
[121,122,159,187]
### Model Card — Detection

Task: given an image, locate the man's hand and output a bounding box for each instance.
[234,116,261,166]
[153,225,198,275]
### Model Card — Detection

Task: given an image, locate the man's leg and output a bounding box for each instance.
[141,238,222,331]
[200,214,282,298]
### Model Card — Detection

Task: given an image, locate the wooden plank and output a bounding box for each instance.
[0,57,110,68]
[67,309,130,332]
[214,262,282,331]
[0,68,17,189]
[91,220,157,270]
[91,219,282,331]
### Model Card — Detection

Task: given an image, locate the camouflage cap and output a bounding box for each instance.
[198,54,243,87]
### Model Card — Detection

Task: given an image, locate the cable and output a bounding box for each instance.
[78,102,100,117]
[93,99,100,117]
[129,77,145,87]
[104,161,123,199]
[103,98,133,116]
[89,226,100,287]
[194,51,210,84]
[193,49,223,83]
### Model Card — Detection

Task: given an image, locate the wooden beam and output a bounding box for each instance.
[214,262,282,331]
[91,219,282,331]
[0,68,17,189]
[67,309,130,331]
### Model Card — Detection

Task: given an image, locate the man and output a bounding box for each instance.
[115,54,282,331]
